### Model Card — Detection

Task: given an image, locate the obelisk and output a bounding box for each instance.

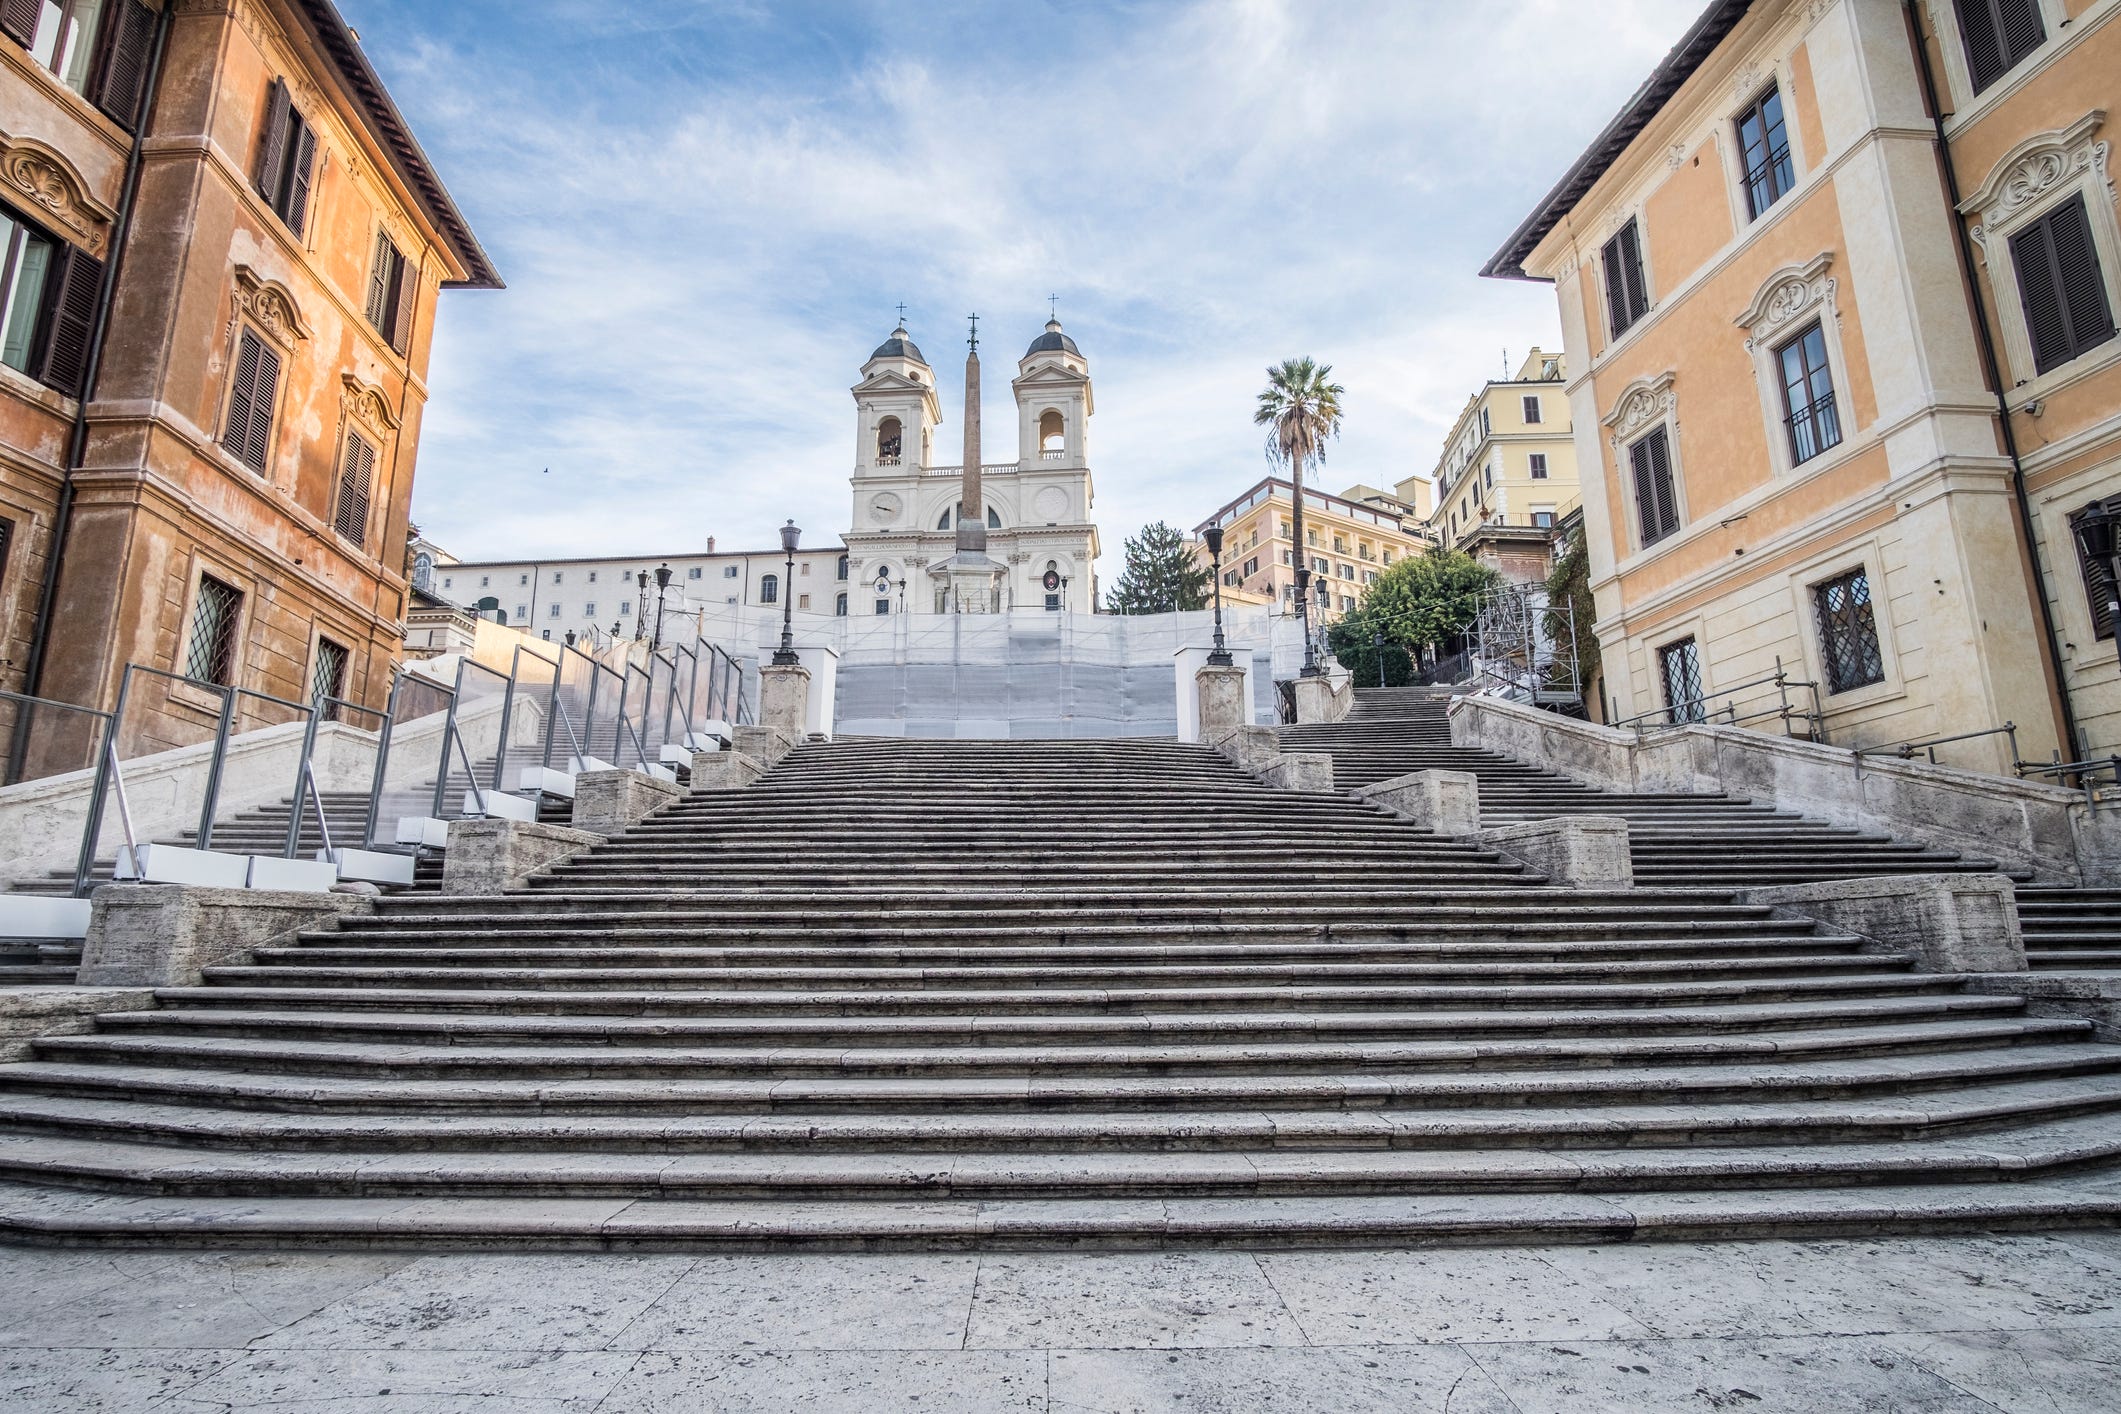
[957,317,987,556]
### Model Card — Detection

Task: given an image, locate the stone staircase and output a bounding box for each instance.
[0,734,2115,1249]
[1282,688,2121,971]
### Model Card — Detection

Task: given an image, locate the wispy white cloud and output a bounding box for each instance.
[347,0,1704,571]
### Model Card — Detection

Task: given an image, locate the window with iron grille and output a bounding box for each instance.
[0,517,12,594]
[1957,0,2045,94]
[185,575,242,686]
[221,329,282,476]
[1529,453,1549,480]
[1735,85,1795,219]
[2071,501,2117,641]
[310,636,347,721]
[1602,218,1650,338]
[1812,568,1885,693]
[1659,637,1704,724]
[1776,321,1842,465]
[1628,426,1681,545]
[2010,193,2116,375]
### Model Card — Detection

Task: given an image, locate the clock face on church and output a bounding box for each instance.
[867,492,902,526]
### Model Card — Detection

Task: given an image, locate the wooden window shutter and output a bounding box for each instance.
[388,258,415,353]
[1602,233,1630,340]
[284,119,317,236]
[93,0,159,132]
[1620,222,1649,323]
[1629,436,1659,544]
[246,341,282,474]
[365,233,392,328]
[222,333,262,469]
[0,0,38,47]
[31,244,105,397]
[1997,0,2046,70]
[335,431,374,545]
[1961,0,2045,92]
[255,80,293,202]
[2048,195,2117,358]
[1630,427,1677,544]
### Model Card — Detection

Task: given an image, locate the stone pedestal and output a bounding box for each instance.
[572,768,683,835]
[1743,873,2025,973]
[1358,770,1480,835]
[691,749,767,791]
[1477,816,1633,887]
[759,664,811,738]
[1292,675,1352,724]
[0,986,160,1061]
[1195,665,1249,742]
[78,884,368,987]
[735,724,798,766]
[1263,752,1334,792]
[440,818,603,896]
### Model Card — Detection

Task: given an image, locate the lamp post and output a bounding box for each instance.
[772,519,802,665]
[2075,504,2121,659]
[895,577,906,613]
[1203,525,1232,666]
[651,564,673,651]
[635,570,650,641]
[1373,626,1387,688]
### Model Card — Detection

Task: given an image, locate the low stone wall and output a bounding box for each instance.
[571,769,683,835]
[0,986,158,1061]
[1743,874,2024,973]
[1291,674,1353,724]
[1209,726,1335,793]
[441,819,603,895]
[78,885,368,987]
[1450,695,2121,884]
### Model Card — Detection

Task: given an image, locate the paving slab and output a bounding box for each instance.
[595,1349,1047,1413]
[965,1251,1305,1350]
[0,1346,244,1413]
[1046,1343,1520,1413]
[608,1254,979,1351]
[0,1250,410,1349]
[161,1348,637,1413]
[1874,1326,2121,1414]
[1257,1248,1657,1344]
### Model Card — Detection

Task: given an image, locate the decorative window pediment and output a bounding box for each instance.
[1602,370,1678,445]
[232,265,311,347]
[1962,111,2111,243]
[1734,253,1837,351]
[340,373,400,436]
[0,132,116,255]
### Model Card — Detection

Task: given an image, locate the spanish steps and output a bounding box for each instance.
[0,721,2117,1250]
[1283,688,2121,970]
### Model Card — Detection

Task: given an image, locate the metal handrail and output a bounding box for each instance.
[282,692,389,858]
[0,688,117,898]
[1852,722,2018,777]
[1608,659,1825,741]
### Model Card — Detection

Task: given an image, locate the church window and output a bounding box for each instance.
[759,574,778,604]
[875,599,890,614]
[836,593,848,616]
[1038,409,1065,458]
[837,555,849,580]
[938,508,952,530]
[876,416,902,465]
[988,506,1001,529]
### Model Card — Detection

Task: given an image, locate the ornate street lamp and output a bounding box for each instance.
[2076,504,2121,650]
[635,569,650,641]
[1372,626,1387,688]
[772,520,802,665]
[1203,525,1232,666]
[652,564,673,651]
[895,577,906,613]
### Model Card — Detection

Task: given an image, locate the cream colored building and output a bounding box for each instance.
[1194,478,1430,619]
[1400,349,1579,583]
[1485,0,2121,771]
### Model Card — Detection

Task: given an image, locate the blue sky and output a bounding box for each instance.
[339,0,1705,574]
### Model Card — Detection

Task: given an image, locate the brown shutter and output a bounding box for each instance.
[1629,437,1658,543]
[0,0,38,47]
[1602,232,1630,339]
[283,119,317,236]
[255,79,292,202]
[1620,222,1649,324]
[388,257,415,353]
[335,431,374,545]
[31,244,104,397]
[223,333,262,465]
[1959,0,2004,90]
[93,0,158,132]
[1998,0,2046,67]
[364,233,391,328]
[245,341,281,474]
[2049,195,2116,357]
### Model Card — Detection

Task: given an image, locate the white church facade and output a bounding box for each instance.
[424,316,1102,636]
[844,319,1100,615]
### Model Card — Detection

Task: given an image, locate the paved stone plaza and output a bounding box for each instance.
[3,1230,2118,1411]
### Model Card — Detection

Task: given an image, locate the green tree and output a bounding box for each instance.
[1253,357,1345,673]
[1334,548,1501,674]
[1105,520,1213,614]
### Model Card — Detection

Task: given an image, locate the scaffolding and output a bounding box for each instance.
[1471,582,1584,709]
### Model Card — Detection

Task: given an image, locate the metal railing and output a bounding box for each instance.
[1609,658,1826,741]
[1852,723,2020,778]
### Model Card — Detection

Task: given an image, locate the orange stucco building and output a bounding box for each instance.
[0,0,494,766]
[1487,0,2120,773]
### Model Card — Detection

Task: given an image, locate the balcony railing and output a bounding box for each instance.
[918,462,1026,478]
[1040,449,1066,461]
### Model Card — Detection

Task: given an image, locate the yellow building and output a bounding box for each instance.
[1400,349,1580,584]
[1193,478,1431,620]
[1485,0,2121,773]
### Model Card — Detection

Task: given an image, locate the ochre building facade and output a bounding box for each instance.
[0,0,493,764]
[1488,0,2120,770]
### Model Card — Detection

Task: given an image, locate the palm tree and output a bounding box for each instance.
[1254,357,1345,677]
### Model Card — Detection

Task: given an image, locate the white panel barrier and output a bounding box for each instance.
[394,816,450,848]
[462,791,537,823]
[517,766,577,799]
[247,855,339,893]
[329,847,417,887]
[0,894,92,939]
[116,844,250,889]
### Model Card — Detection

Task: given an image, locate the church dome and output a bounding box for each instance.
[1024,318,1080,358]
[869,323,927,365]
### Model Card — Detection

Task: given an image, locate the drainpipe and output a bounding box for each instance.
[16,1,177,733]
[1903,0,2082,761]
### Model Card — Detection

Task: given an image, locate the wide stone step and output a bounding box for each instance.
[5,1173,2114,1251]
[193,953,1903,993]
[88,993,2029,1047]
[34,1015,2090,1080]
[2,1074,2117,1158]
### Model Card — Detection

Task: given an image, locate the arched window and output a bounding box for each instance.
[937,507,953,530]
[835,592,848,616]
[1038,409,1065,457]
[836,555,849,580]
[987,506,1002,529]
[760,574,778,604]
[412,552,433,592]
[876,416,902,465]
